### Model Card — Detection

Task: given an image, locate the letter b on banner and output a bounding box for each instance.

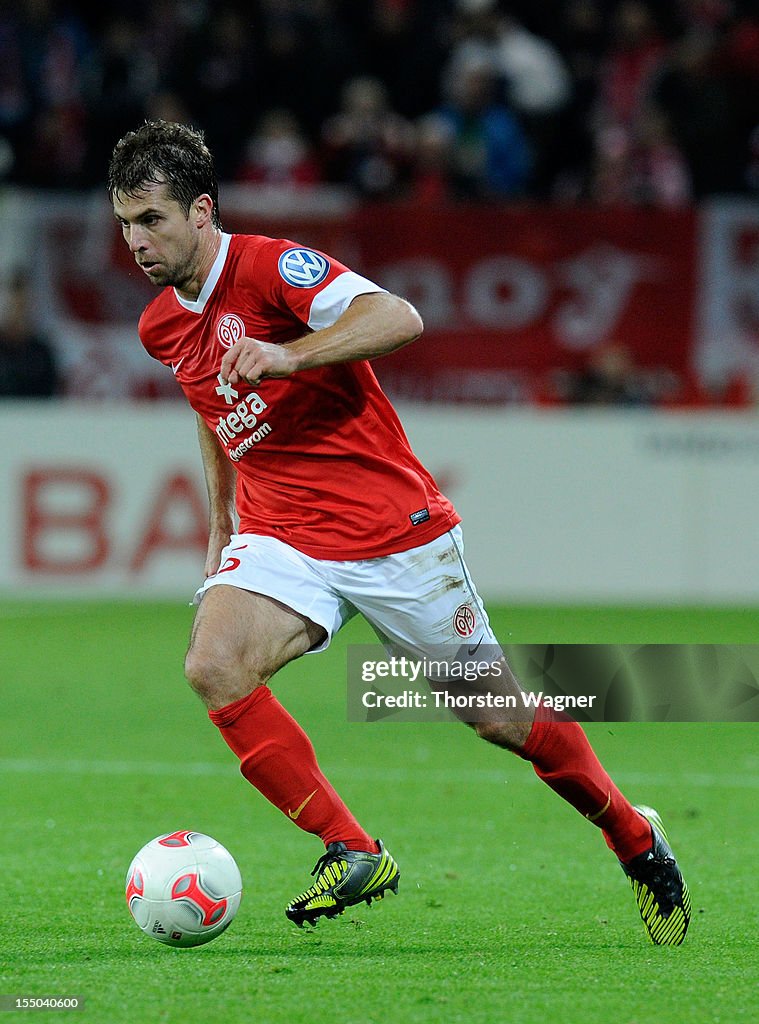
[23,468,110,573]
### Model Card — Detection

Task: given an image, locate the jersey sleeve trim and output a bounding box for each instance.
[307,271,386,331]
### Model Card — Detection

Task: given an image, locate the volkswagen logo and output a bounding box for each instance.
[278,248,330,288]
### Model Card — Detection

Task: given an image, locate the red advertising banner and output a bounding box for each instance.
[353,204,697,402]
[38,197,708,403]
[226,203,698,403]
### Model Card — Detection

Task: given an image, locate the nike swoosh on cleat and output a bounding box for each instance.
[288,789,318,820]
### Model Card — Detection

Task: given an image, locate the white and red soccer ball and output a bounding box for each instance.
[125,831,242,948]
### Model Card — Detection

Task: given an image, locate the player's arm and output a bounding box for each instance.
[220,292,422,386]
[196,414,237,577]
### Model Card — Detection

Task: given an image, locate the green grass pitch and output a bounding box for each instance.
[2,600,758,1023]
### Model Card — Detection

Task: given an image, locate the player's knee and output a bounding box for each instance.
[184,644,248,705]
[183,646,218,700]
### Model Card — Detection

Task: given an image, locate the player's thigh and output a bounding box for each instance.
[187,583,326,690]
[195,533,353,652]
[341,528,528,712]
[345,526,498,656]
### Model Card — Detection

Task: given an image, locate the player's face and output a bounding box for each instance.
[112,182,206,291]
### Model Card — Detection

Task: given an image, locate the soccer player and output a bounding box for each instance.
[108,121,690,944]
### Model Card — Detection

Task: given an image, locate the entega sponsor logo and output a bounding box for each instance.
[215,392,268,444]
[229,422,273,462]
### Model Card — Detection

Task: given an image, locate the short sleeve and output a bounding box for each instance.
[256,239,385,330]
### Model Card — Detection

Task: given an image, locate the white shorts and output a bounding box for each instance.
[194,525,501,666]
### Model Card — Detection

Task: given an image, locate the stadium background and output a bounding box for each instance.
[2,3,759,1023]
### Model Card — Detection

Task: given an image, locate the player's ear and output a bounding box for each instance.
[192,194,214,228]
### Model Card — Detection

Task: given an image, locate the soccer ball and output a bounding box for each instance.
[125,831,243,948]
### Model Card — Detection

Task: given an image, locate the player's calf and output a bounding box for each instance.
[443,656,534,749]
[473,717,533,750]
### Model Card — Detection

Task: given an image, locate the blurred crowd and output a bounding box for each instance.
[1,0,757,406]
[0,270,58,397]
[1,0,758,205]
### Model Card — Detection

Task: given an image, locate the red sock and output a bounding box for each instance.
[518,703,652,862]
[209,686,377,852]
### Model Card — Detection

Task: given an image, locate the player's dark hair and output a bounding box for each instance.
[107,120,222,229]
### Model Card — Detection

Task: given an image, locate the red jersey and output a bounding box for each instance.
[138,233,460,559]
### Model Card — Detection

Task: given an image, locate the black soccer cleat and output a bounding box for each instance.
[285,839,400,927]
[620,804,691,945]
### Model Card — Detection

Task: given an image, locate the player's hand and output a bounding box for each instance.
[220,337,298,386]
[204,525,232,578]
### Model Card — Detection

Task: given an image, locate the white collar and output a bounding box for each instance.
[173,232,231,314]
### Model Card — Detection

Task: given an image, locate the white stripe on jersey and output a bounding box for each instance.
[307,271,385,331]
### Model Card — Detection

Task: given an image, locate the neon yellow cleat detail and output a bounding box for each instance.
[286,839,400,927]
[621,805,691,945]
